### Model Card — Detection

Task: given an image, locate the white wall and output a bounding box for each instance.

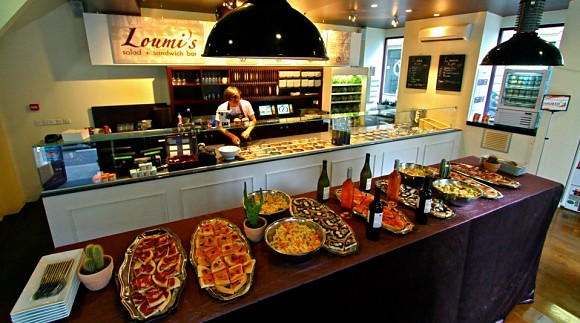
[529,1,580,185]
[0,3,169,201]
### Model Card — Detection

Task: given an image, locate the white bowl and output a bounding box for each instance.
[218,145,239,160]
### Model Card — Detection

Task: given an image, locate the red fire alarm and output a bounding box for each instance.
[29,104,40,111]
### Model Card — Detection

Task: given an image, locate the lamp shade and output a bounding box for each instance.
[202,0,329,60]
[480,32,563,66]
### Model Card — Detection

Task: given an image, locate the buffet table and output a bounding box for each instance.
[55,156,563,322]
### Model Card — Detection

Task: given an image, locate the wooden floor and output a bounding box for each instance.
[505,207,580,323]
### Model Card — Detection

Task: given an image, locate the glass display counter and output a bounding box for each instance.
[33,108,458,193]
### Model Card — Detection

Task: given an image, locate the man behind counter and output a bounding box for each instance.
[215,86,256,145]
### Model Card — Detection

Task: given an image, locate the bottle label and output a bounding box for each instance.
[365,178,372,191]
[423,199,432,213]
[371,212,383,228]
[322,186,330,200]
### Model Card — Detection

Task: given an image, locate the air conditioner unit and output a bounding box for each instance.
[418,24,472,42]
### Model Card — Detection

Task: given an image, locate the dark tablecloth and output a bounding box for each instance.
[55,156,563,322]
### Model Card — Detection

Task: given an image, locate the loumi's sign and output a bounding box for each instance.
[108,15,204,64]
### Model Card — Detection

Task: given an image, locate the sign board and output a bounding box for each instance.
[406,55,431,89]
[436,54,466,92]
[541,94,570,111]
[108,15,204,64]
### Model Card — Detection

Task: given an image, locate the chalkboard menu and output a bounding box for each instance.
[436,54,466,92]
[406,56,431,89]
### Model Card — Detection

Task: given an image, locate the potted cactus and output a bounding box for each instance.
[483,155,501,173]
[77,244,114,291]
[242,182,266,242]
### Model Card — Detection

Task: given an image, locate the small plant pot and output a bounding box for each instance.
[77,255,114,291]
[483,160,501,173]
[243,216,267,243]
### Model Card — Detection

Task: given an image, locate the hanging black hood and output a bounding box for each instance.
[202,0,329,61]
[481,0,563,66]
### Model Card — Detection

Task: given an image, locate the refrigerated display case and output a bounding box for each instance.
[494,69,550,129]
[322,67,369,115]
[562,141,580,213]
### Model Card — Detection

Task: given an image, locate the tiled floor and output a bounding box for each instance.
[1,201,578,322]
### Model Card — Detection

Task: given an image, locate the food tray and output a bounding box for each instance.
[242,189,291,216]
[427,166,503,199]
[118,228,187,321]
[375,180,456,218]
[189,218,255,301]
[450,162,521,188]
[290,197,359,256]
[334,188,414,234]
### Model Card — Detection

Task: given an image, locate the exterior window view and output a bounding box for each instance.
[1,1,578,322]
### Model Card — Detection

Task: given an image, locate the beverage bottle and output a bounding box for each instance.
[387,159,402,207]
[359,153,372,193]
[317,160,331,202]
[340,167,354,219]
[415,176,432,225]
[366,187,383,241]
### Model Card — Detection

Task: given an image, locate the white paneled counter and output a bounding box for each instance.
[43,129,462,247]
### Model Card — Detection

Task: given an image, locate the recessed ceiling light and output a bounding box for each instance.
[371,4,378,8]
[406,9,412,13]
[433,13,440,17]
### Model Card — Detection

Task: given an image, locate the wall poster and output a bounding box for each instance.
[406,55,431,89]
[436,54,466,92]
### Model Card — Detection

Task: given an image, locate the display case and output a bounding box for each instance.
[322,67,369,117]
[494,69,550,129]
[33,108,459,192]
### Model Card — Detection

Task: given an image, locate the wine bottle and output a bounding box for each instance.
[366,188,383,241]
[386,159,402,207]
[340,167,354,219]
[415,176,432,225]
[359,153,372,193]
[317,160,331,202]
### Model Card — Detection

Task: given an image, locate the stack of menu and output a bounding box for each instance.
[10,249,83,323]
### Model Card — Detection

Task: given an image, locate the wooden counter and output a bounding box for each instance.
[55,157,563,322]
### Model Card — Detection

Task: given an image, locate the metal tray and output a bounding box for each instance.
[290,197,359,256]
[334,188,414,234]
[189,218,254,301]
[450,162,521,189]
[117,228,187,321]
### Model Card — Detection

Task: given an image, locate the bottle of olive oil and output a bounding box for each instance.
[317,160,331,202]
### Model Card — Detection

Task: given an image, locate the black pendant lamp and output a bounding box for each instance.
[481,0,563,66]
[202,0,329,60]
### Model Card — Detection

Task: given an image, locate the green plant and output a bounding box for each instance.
[243,182,264,228]
[81,244,107,274]
[487,155,500,164]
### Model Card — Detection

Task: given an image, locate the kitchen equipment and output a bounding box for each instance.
[218,145,239,161]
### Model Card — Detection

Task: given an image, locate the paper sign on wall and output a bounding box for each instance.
[108,15,204,64]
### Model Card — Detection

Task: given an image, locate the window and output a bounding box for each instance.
[380,37,404,105]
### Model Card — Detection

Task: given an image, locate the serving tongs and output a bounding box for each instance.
[32,258,74,300]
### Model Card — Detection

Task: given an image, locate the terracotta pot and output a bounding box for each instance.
[77,255,114,291]
[483,160,501,173]
[243,216,267,243]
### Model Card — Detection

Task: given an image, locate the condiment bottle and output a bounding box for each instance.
[340,167,354,219]
[366,187,383,241]
[386,159,401,207]
[359,153,372,193]
[415,176,432,225]
[317,160,331,202]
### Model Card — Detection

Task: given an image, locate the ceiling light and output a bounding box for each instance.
[349,11,357,23]
[371,4,378,8]
[433,13,440,17]
[391,16,399,28]
[406,9,413,13]
[481,0,563,66]
[203,0,329,61]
